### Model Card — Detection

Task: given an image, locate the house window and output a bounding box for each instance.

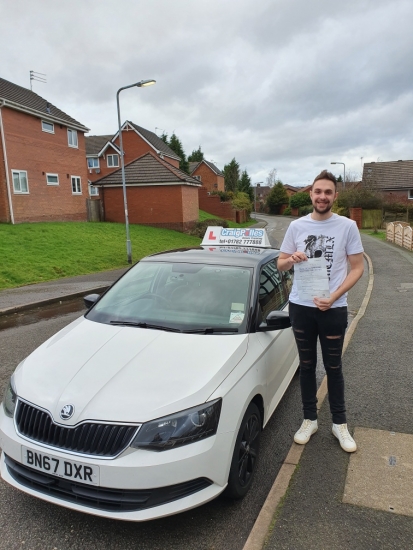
[89,183,99,196]
[194,175,202,181]
[46,173,59,185]
[107,154,119,167]
[409,190,413,200]
[71,176,82,194]
[42,120,54,133]
[68,129,78,148]
[12,170,29,194]
[87,157,99,169]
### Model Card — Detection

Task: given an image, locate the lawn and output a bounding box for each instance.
[0,213,254,289]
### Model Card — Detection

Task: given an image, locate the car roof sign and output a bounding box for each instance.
[201,226,272,248]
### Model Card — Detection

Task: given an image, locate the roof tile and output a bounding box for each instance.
[0,77,88,131]
[94,152,202,187]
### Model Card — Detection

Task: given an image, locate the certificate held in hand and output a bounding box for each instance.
[294,257,330,301]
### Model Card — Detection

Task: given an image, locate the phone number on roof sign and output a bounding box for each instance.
[219,239,263,245]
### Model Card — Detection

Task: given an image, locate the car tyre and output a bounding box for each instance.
[225,402,261,499]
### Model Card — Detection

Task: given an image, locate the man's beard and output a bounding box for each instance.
[313,201,333,214]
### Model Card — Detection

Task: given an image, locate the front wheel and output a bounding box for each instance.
[225,402,261,499]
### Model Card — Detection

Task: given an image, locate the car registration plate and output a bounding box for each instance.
[22,446,99,486]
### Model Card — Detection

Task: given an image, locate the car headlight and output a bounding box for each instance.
[131,398,222,451]
[3,376,17,418]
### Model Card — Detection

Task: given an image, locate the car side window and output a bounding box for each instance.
[259,261,286,319]
[282,267,294,296]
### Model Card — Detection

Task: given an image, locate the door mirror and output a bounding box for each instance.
[83,293,101,309]
[257,310,291,331]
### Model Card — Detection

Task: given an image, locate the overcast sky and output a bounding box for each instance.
[2,0,412,186]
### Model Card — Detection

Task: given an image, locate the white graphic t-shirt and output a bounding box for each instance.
[280,213,364,308]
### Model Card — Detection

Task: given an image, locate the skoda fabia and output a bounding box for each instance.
[0,227,298,521]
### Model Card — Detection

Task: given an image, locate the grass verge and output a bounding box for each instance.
[0,222,200,289]
[360,229,386,241]
[0,213,255,290]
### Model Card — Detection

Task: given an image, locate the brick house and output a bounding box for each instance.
[189,160,225,193]
[85,121,181,192]
[362,160,413,203]
[0,77,89,223]
[92,151,201,231]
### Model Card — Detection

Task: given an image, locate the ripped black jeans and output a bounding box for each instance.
[289,302,348,425]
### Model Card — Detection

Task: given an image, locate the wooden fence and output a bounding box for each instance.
[386,222,413,251]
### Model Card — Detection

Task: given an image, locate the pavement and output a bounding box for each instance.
[0,231,412,549]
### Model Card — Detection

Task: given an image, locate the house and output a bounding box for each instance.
[85,121,181,191]
[284,184,300,197]
[0,77,89,223]
[92,151,201,232]
[362,160,413,203]
[189,160,225,193]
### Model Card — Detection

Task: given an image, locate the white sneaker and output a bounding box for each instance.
[294,419,318,444]
[332,423,357,452]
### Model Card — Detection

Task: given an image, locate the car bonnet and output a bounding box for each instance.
[13,316,249,425]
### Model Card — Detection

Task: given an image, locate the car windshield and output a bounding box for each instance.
[86,261,253,333]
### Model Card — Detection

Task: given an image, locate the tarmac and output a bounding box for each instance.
[0,232,412,549]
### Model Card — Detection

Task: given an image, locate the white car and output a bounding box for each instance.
[0,227,298,521]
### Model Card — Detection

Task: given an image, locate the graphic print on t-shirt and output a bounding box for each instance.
[303,234,335,279]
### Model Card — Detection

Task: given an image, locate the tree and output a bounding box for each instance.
[168,132,189,174]
[238,169,254,201]
[188,146,204,162]
[223,158,240,193]
[266,180,289,214]
[160,132,168,144]
[266,167,278,188]
[290,192,312,209]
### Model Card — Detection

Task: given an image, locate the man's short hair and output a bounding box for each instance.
[312,169,337,188]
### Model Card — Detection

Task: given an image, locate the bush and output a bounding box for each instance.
[299,205,313,216]
[189,218,228,238]
[231,191,252,217]
[283,207,292,216]
[336,188,382,210]
[290,192,312,209]
[383,201,412,214]
[210,190,234,202]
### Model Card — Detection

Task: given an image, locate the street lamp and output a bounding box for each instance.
[116,79,156,264]
[330,162,345,189]
[253,182,263,213]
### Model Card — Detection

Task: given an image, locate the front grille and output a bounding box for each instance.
[15,401,138,458]
[5,455,213,512]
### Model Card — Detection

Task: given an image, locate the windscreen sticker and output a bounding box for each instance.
[230,311,245,324]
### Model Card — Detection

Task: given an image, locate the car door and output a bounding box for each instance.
[256,260,298,421]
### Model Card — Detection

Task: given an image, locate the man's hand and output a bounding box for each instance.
[290,251,308,264]
[313,294,337,311]
[278,251,308,271]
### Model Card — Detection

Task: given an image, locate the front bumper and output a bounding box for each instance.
[0,408,234,521]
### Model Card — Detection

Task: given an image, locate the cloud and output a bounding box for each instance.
[1,0,412,184]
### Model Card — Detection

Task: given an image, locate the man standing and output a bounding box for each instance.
[278,170,364,452]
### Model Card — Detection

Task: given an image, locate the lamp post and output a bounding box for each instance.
[330,161,345,189]
[253,182,263,213]
[116,79,156,264]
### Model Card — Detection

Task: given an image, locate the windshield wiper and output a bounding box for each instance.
[110,321,181,332]
[182,327,239,334]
